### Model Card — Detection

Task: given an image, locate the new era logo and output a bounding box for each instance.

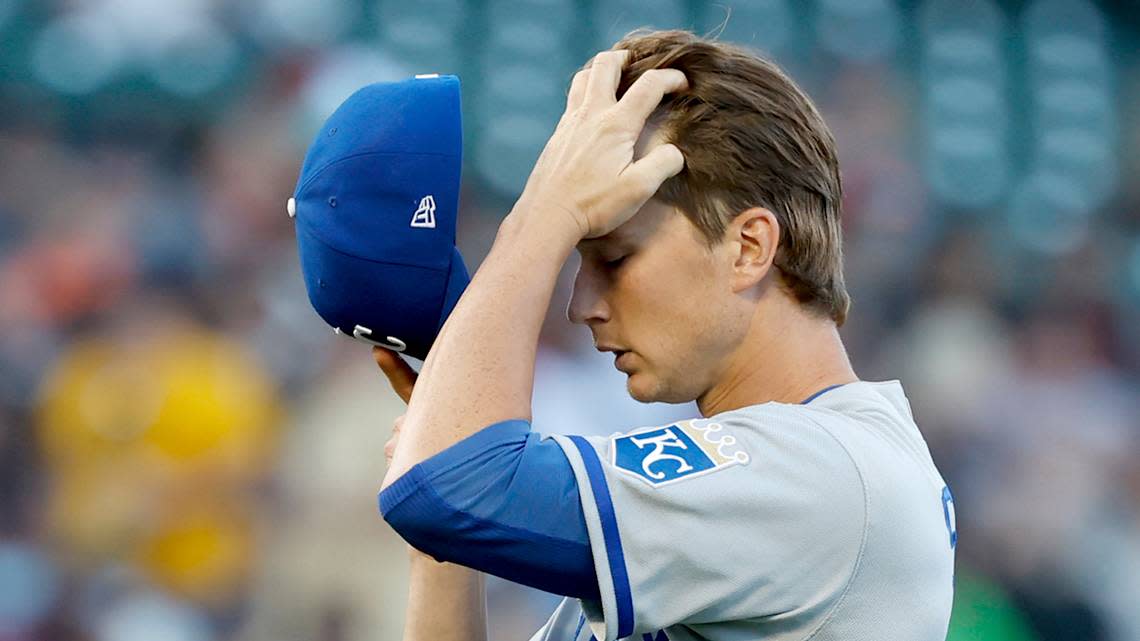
[411,195,436,228]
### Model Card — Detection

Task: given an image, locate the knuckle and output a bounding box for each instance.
[562,105,586,123]
[637,70,671,93]
[597,50,626,65]
[598,109,624,130]
[568,70,588,93]
[633,172,660,197]
[635,181,655,201]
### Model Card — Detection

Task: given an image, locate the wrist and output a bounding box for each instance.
[505,195,583,240]
[498,204,582,257]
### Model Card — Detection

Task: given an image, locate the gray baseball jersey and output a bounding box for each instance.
[532,380,957,641]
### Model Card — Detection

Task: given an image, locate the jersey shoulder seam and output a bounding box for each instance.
[797,400,938,483]
[799,413,872,641]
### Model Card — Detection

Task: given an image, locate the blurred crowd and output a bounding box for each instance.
[1,1,1138,641]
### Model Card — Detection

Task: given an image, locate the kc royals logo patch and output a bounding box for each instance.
[611,420,749,487]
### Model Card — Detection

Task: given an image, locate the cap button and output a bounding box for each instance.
[286,197,296,218]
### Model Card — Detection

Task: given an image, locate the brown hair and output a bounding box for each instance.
[609,29,850,325]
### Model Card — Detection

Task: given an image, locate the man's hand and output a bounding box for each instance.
[374,346,418,466]
[514,49,687,240]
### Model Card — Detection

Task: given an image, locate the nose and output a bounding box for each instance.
[567,262,610,326]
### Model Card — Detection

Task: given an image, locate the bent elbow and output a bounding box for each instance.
[379,465,455,558]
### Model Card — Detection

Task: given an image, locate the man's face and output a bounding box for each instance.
[568,200,748,404]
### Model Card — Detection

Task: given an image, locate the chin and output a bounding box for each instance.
[627,383,657,403]
[625,372,660,403]
[626,371,693,405]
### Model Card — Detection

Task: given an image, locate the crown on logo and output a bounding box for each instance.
[687,420,750,465]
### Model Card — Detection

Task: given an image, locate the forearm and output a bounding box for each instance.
[403,552,486,641]
[383,208,578,486]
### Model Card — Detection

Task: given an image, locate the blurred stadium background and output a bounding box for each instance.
[0,0,1138,640]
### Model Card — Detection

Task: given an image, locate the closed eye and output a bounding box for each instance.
[604,254,628,268]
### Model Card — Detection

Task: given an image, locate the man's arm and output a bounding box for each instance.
[404,554,486,641]
[382,50,686,487]
[382,209,576,485]
[374,357,488,641]
[374,50,685,641]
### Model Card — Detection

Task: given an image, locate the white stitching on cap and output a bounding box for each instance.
[353,325,407,352]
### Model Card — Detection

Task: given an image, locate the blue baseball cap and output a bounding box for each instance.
[290,74,470,360]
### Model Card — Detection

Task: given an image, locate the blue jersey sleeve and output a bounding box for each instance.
[379,419,598,599]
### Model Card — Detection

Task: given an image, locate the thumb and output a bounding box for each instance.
[624,143,684,199]
[372,346,418,404]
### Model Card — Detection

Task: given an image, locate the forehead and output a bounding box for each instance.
[580,198,676,250]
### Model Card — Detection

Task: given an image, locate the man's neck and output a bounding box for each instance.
[697,296,858,417]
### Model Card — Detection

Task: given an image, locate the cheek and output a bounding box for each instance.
[621,252,728,363]
[622,281,723,403]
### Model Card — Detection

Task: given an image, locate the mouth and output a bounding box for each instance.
[595,343,634,372]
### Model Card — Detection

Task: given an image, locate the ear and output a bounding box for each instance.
[728,207,779,293]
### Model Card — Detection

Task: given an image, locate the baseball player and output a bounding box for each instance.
[371,30,956,641]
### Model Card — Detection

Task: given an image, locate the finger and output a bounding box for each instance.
[384,436,397,464]
[616,68,688,124]
[622,143,685,200]
[584,50,630,109]
[566,68,589,113]
[372,346,418,403]
[385,414,404,464]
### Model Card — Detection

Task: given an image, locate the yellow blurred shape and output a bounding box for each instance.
[44,461,154,565]
[36,323,281,581]
[137,507,255,604]
[36,325,281,475]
